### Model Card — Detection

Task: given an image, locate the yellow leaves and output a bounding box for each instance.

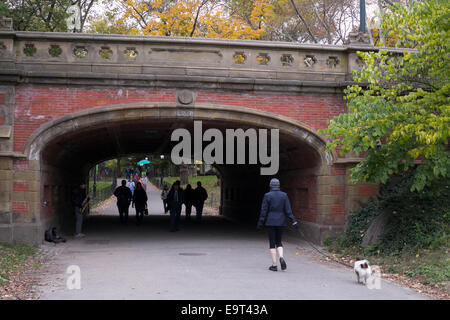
[249,0,274,26]
[121,0,273,40]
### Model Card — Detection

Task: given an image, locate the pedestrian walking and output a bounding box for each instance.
[257,178,299,272]
[132,182,148,225]
[183,184,194,221]
[114,180,132,224]
[141,175,148,190]
[71,182,88,238]
[167,181,183,232]
[136,175,145,190]
[161,185,169,214]
[128,178,136,196]
[194,181,208,222]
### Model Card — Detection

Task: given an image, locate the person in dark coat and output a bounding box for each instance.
[193,181,208,222]
[183,184,194,221]
[114,180,132,224]
[167,180,184,232]
[257,178,299,272]
[132,182,148,225]
[71,183,88,238]
[161,185,169,213]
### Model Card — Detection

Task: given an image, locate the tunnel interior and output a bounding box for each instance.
[39,118,323,233]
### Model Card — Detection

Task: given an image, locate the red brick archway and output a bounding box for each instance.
[2,86,377,244]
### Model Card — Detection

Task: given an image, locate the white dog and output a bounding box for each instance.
[354,260,372,284]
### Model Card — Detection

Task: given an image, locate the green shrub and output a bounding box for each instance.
[340,174,449,255]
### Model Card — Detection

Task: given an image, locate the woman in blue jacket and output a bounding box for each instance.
[257,178,299,271]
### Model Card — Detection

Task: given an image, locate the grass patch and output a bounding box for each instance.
[89,182,114,208]
[89,182,112,194]
[0,243,38,286]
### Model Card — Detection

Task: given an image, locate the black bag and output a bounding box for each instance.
[51,227,66,243]
[44,227,66,243]
[44,228,53,242]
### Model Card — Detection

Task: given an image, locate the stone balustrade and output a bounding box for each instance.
[0,31,383,92]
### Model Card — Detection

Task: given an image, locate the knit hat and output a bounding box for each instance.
[269,178,280,190]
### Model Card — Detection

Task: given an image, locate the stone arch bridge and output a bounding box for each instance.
[0,28,380,244]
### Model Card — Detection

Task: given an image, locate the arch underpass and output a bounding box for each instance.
[33,103,326,233]
[0,30,380,245]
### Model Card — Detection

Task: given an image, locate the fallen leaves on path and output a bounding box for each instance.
[0,251,46,300]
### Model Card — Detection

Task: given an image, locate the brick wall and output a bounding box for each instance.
[13,86,346,152]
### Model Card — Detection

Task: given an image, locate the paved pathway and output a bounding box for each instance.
[36,183,426,300]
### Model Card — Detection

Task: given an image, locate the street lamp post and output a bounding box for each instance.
[360,0,366,34]
[160,154,165,186]
[93,164,97,199]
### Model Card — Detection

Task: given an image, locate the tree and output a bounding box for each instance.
[116,0,274,39]
[86,10,135,34]
[0,0,69,31]
[265,0,360,44]
[0,0,96,32]
[113,0,360,43]
[320,0,450,192]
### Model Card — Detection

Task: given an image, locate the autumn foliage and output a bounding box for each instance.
[119,0,274,39]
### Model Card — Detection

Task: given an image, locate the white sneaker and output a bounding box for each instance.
[75,233,85,238]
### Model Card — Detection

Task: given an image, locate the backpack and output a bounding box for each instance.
[44,228,53,242]
[44,227,66,243]
[51,227,66,243]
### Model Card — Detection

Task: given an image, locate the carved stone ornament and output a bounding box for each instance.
[177,90,195,105]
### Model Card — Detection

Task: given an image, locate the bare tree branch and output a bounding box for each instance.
[309,0,332,44]
[190,0,208,37]
[289,0,318,43]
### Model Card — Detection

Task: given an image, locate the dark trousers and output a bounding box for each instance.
[267,226,284,248]
[195,202,204,221]
[185,203,192,219]
[135,204,145,224]
[162,199,168,213]
[118,204,129,223]
[170,206,182,231]
[74,206,83,235]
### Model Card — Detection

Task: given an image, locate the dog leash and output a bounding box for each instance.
[294,227,354,268]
